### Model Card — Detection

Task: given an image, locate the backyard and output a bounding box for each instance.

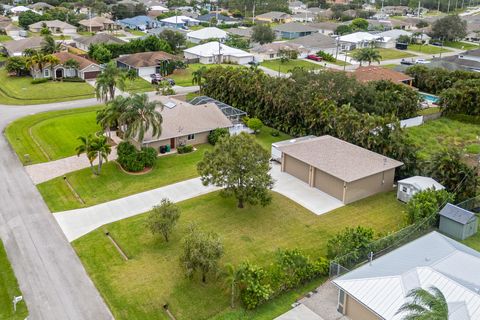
[73,191,406,320]
[407,44,451,54]
[260,59,321,73]
[348,48,415,61]
[169,63,243,87]
[0,68,95,105]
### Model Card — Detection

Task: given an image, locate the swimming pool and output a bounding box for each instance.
[420,92,440,104]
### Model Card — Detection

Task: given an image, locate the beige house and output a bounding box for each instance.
[74,33,125,52]
[31,51,101,80]
[277,135,403,204]
[251,42,310,61]
[133,96,233,151]
[255,11,292,23]
[78,16,117,32]
[29,20,77,34]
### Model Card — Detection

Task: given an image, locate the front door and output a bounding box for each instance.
[170,138,175,149]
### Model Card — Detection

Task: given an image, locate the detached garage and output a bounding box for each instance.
[278,135,403,204]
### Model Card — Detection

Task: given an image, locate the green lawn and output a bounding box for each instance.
[73,191,406,320]
[0,35,13,42]
[0,240,28,320]
[126,29,146,36]
[124,77,155,93]
[349,48,415,61]
[5,106,102,164]
[418,106,441,116]
[406,116,480,160]
[407,44,451,54]
[260,59,321,73]
[463,231,480,252]
[0,69,95,105]
[170,64,243,87]
[443,41,479,50]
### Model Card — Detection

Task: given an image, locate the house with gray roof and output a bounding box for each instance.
[29,20,77,34]
[3,36,43,56]
[273,22,319,39]
[226,27,252,39]
[288,33,339,55]
[439,203,478,240]
[74,33,125,51]
[255,11,292,24]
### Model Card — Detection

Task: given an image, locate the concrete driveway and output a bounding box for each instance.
[271,163,344,215]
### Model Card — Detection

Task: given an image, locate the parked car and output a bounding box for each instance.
[307,54,322,62]
[150,74,175,86]
[248,60,260,66]
[431,41,443,46]
[400,59,414,65]
[415,58,430,64]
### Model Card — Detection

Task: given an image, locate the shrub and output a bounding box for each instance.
[270,129,280,137]
[407,189,454,226]
[238,262,273,309]
[117,141,156,172]
[117,141,136,159]
[139,147,157,168]
[247,117,263,134]
[208,128,230,145]
[327,226,375,260]
[316,51,336,63]
[31,78,49,84]
[61,77,85,82]
[177,145,193,154]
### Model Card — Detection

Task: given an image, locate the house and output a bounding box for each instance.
[353,66,414,85]
[439,203,478,240]
[288,33,339,56]
[146,26,189,36]
[78,16,116,32]
[31,51,101,80]
[338,31,382,50]
[308,22,341,35]
[375,29,413,48]
[277,135,403,204]
[382,5,409,15]
[160,15,200,29]
[226,27,252,39]
[183,41,254,65]
[288,1,307,14]
[196,13,238,26]
[0,22,22,37]
[29,20,77,34]
[189,95,247,124]
[116,51,177,77]
[134,96,233,150]
[118,15,159,30]
[291,13,315,23]
[73,33,126,52]
[186,27,228,44]
[255,11,292,24]
[9,6,31,15]
[28,2,53,13]
[273,23,319,39]
[3,37,44,56]
[397,176,445,202]
[250,42,310,61]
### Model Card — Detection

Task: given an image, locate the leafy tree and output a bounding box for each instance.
[95,61,126,101]
[431,14,466,41]
[407,189,454,225]
[41,35,61,54]
[247,117,263,134]
[416,20,429,28]
[19,11,44,29]
[197,133,273,208]
[158,29,186,53]
[146,198,180,242]
[224,34,250,50]
[352,47,382,66]
[397,34,412,44]
[5,57,27,76]
[207,128,230,145]
[439,79,480,116]
[327,226,375,260]
[335,24,352,35]
[40,24,52,36]
[180,224,224,283]
[396,286,448,320]
[90,45,112,64]
[237,262,273,309]
[251,24,275,45]
[351,18,369,31]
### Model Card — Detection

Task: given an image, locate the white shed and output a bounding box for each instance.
[271,135,317,162]
[397,176,445,203]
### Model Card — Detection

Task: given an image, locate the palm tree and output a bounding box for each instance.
[223,263,240,309]
[192,66,207,92]
[396,286,448,320]
[352,48,382,66]
[120,93,163,144]
[25,51,60,78]
[41,35,61,54]
[76,134,98,174]
[96,95,130,136]
[90,135,111,175]
[95,61,127,102]
[64,58,80,78]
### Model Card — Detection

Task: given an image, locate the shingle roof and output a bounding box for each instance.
[74,33,126,46]
[226,27,252,38]
[288,33,337,49]
[273,22,319,33]
[278,135,403,182]
[116,51,177,68]
[53,52,98,70]
[29,19,76,30]
[197,13,237,22]
[353,66,413,83]
[184,41,252,58]
[440,203,477,225]
[251,42,309,54]
[3,36,43,54]
[28,2,53,9]
[256,11,291,20]
[186,27,228,40]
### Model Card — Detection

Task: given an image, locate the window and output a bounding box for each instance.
[187,134,195,140]
[269,54,275,58]
[43,69,50,77]
[208,57,213,62]
[402,186,408,192]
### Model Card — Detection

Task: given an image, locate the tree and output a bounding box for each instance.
[397,34,412,44]
[75,134,98,174]
[146,198,180,242]
[5,57,27,76]
[407,189,454,225]
[396,286,448,320]
[439,79,480,116]
[246,117,263,134]
[19,10,43,29]
[95,61,126,101]
[251,24,275,45]
[96,95,130,134]
[40,24,52,36]
[41,35,61,54]
[335,24,352,35]
[207,128,230,145]
[180,224,224,283]
[326,226,375,260]
[158,29,186,53]
[352,47,382,66]
[431,14,467,41]
[197,133,273,208]
[90,45,112,64]
[192,65,208,91]
[225,34,250,50]
[25,51,59,77]
[64,58,80,77]
[223,263,240,308]
[76,134,111,175]
[351,18,369,31]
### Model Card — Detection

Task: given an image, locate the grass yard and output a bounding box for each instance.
[6,106,102,164]
[126,29,146,36]
[124,77,155,93]
[0,35,13,42]
[73,191,406,320]
[349,48,415,61]
[407,44,451,54]
[418,106,441,116]
[260,59,322,73]
[443,41,479,50]
[170,63,243,87]
[0,240,28,320]
[0,69,95,105]
[463,231,480,252]
[406,116,480,160]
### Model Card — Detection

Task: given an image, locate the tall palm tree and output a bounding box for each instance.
[25,51,60,78]
[352,47,382,66]
[76,134,98,174]
[223,263,240,309]
[90,135,111,175]
[192,66,207,92]
[396,286,448,320]
[41,35,61,54]
[64,58,80,77]
[120,93,163,144]
[95,61,127,102]
[96,95,130,136]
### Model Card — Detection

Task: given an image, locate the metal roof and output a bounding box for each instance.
[189,96,247,119]
[398,176,445,191]
[440,203,477,225]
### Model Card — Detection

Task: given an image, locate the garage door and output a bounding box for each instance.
[84,71,100,79]
[284,155,309,183]
[314,169,344,202]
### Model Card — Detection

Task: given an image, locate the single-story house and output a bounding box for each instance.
[255,11,292,24]
[148,4,169,12]
[396,176,444,202]
[439,203,478,240]
[186,27,228,44]
[116,51,177,77]
[353,66,414,85]
[160,15,200,29]
[278,135,403,204]
[333,231,480,320]
[78,16,116,32]
[29,20,77,34]
[31,51,101,80]
[3,36,43,56]
[273,23,319,40]
[28,2,53,13]
[184,41,254,65]
[382,5,409,15]
[73,33,125,51]
[9,6,31,15]
[375,29,416,48]
[288,1,307,14]
[338,32,384,50]
[196,13,238,25]
[250,42,310,61]
[288,33,339,56]
[226,27,252,39]
[134,96,233,150]
[146,26,189,36]
[307,22,341,35]
[291,13,315,23]
[440,52,480,72]
[188,95,247,124]
[0,22,22,37]
[119,15,159,30]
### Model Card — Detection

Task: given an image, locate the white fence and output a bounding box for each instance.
[400,115,424,128]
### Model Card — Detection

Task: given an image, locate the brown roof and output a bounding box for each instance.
[279,135,403,182]
[3,37,44,54]
[353,66,413,83]
[79,16,115,27]
[116,51,176,68]
[53,52,98,70]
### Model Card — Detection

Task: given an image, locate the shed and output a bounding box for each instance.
[439,203,478,240]
[397,176,445,203]
[271,136,317,162]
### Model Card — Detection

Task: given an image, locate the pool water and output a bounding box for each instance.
[420,92,440,104]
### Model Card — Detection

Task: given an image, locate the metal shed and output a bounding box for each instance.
[439,203,478,240]
[189,96,247,124]
[397,176,445,203]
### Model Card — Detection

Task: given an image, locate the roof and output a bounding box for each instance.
[398,176,445,191]
[78,16,115,27]
[10,6,30,12]
[184,41,253,58]
[251,42,309,54]
[338,31,379,43]
[74,33,125,46]
[333,231,480,320]
[278,135,403,182]
[307,22,341,31]
[353,66,413,83]
[197,13,237,22]
[226,27,252,38]
[3,36,43,54]
[146,26,189,35]
[189,96,247,120]
[142,97,233,142]
[28,2,53,9]
[187,27,228,40]
[463,48,480,57]
[288,33,337,49]
[256,11,291,20]
[440,203,477,225]
[29,20,76,30]
[119,15,156,27]
[0,23,21,31]
[376,29,412,39]
[116,51,176,68]
[52,52,98,70]
[160,15,200,24]
[273,22,319,33]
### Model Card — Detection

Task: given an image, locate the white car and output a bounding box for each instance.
[415,59,430,64]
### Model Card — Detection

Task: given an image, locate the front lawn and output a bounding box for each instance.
[443,41,479,50]
[5,106,102,164]
[0,69,95,105]
[349,48,415,61]
[170,63,243,87]
[407,44,451,54]
[124,77,155,93]
[73,191,406,320]
[0,240,28,320]
[126,29,146,36]
[260,59,322,73]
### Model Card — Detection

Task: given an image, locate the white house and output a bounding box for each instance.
[186,27,228,44]
[397,176,445,203]
[338,32,383,50]
[160,15,200,29]
[184,41,254,65]
[376,29,413,48]
[250,42,310,62]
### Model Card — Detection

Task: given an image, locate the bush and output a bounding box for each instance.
[270,129,280,137]
[117,141,157,172]
[31,78,49,84]
[316,51,336,62]
[177,145,193,154]
[139,147,157,168]
[61,77,85,82]
[247,117,263,134]
[238,262,273,309]
[407,189,454,226]
[327,226,375,260]
[208,128,230,145]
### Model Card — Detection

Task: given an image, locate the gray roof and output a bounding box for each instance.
[398,176,444,191]
[226,27,252,38]
[256,11,291,20]
[288,33,337,49]
[189,96,246,120]
[3,36,43,54]
[440,203,477,225]
[74,33,126,46]
[29,19,76,30]
[273,22,319,33]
